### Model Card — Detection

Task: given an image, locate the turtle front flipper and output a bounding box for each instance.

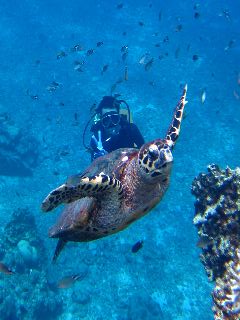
[165,84,188,148]
[41,173,123,212]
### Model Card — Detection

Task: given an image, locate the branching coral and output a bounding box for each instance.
[192,164,240,319]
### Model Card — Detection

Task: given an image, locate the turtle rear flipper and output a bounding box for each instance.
[52,239,67,263]
[41,172,123,212]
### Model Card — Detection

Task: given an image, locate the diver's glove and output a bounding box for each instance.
[92,130,108,159]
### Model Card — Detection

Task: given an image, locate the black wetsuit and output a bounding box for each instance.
[90,118,144,160]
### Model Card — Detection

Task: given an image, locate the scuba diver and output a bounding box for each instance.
[83,96,144,161]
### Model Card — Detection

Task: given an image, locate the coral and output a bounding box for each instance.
[3,208,45,270]
[192,164,240,319]
[0,113,39,176]
[212,248,240,320]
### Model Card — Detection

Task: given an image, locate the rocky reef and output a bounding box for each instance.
[0,208,63,320]
[0,112,39,176]
[192,164,240,320]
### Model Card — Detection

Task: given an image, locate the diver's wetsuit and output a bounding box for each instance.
[90,118,144,161]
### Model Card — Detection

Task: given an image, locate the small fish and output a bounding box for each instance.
[224,40,235,51]
[117,3,123,9]
[201,90,206,104]
[121,45,128,53]
[192,54,199,61]
[194,12,200,19]
[57,274,83,289]
[124,65,128,81]
[233,90,240,100]
[57,51,67,59]
[163,36,169,43]
[175,24,183,32]
[86,49,94,56]
[90,103,97,114]
[197,236,212,249]
[139,53,150,65]
[110,83,117,94]
[144,58,154,71]
[70,44,83,52]
[219,9,231,21]
[175,47,180,59]
[96,41,103,47]
[122,52,128,61]
[0,262,15,275]
[101,64,109,75]
[237,73,240,86]
[26,89,39,100]
[158,10,162,21]
[138,21,144,27]
[132,240,144,253]
[149,81,156,87]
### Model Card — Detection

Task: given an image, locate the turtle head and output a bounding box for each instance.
[138,139,173,180]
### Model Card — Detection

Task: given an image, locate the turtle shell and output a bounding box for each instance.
[49,148,138,242]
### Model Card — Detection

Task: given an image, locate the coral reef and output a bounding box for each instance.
[0,207,63,319]
[192,164,240,319]
[0,112,39,176]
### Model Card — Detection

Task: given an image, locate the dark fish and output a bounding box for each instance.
[155,43,161,47]
[26,89,39,100]
[224,40,235,51]
[57,51,67,59]
[175,47,180,59]
[70,44,83,52]
[138,21,144,26]
[132,240,144,253]
[110,83,117,94]
[117,3,123,9]
[192,54,199,61]
[139,53,150,65]
[144,58,154,71]
[96,41,103,47]
[219,9,231,21]
[194,12,200,19]
[158,10,162,21]
[197,236,213,249]
[163,36,169,43]
[57,274,84,289]
[86,49,94,56]
[122,52,128,61]
[122,31,127,36]
[101,64,109,75]
[74,60,85,72]
[124,66,128,81]
[90,103,97,114]
[0,262,15,275]
[121,45,128,53]
[175,24,183,32]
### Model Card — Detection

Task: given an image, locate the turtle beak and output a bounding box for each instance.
[154,148,173,169]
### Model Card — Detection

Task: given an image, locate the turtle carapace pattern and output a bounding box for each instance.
[41,85,188,262]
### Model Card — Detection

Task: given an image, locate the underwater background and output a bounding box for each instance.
[0,0,239,319]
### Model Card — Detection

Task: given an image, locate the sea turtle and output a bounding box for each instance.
[41,85,188,262]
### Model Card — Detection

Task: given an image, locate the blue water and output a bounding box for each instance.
[0,1,239,319]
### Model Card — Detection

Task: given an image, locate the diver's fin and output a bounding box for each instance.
[41,172,123,212]
[165,84,188,148]
[52,239,67,264]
